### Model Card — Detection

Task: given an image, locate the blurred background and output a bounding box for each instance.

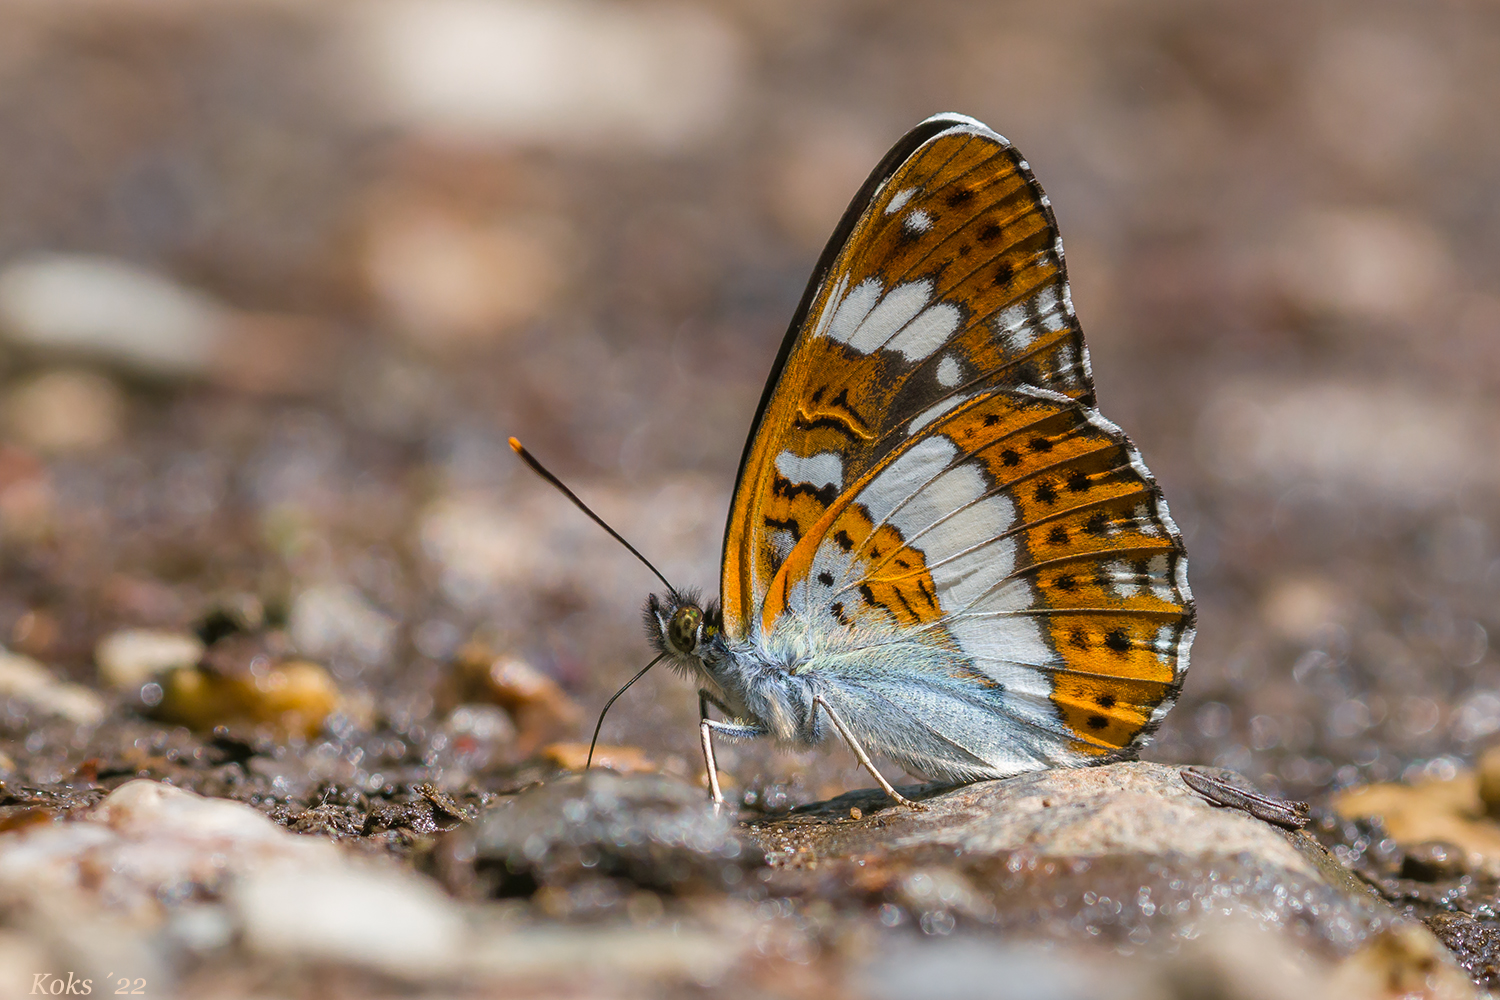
[0,0,1497,806]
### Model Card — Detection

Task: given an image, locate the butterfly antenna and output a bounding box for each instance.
[587,652,666,768]
[508,437,674,592]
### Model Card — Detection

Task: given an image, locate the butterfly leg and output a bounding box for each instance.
[699,691,766,805]
[812,693,922,809]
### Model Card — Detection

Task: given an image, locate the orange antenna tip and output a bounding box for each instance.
[508,437,524,453]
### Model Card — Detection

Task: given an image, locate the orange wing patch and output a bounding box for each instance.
[724,126,1092,641]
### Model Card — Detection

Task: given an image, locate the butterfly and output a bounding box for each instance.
[517,112,1193,807]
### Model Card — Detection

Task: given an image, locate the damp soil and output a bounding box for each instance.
[2,0,1500,994]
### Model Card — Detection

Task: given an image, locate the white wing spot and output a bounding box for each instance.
[774,450,843,491]
[811,272,850,340]
[841,280,931,354]
[994,302,1033,351]
[1134,504,1161,536]
[1107,559,1140,598]
[1149,555,1174,602]
[909,395,965,434]
[1154,624,1177,665]
[885,187,917,215]
[886,301,960,361]
[904,209,933,234]
[936,354,962,387]
[824,277,883,344]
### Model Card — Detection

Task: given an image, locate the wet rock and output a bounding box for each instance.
[0,648,105,726]
[0,779,474,983]
[0,780,329,917]
[151,659,341,738]
[1334,772,1500,874]
[288,584,398,667]
[450,771,757,902]
[95,628,206,690]
[749,763,1422,959]
[2,368,125,454]
[1426,912,1500,990]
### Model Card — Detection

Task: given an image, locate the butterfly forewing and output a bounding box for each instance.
[722,114,1192,762]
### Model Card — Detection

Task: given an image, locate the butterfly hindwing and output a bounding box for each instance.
[721,114,1192,763]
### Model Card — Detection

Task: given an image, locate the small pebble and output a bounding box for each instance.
[542,742,655,774]
[235,866,462,975]
[0,648,105,725]
[2,369,124,454]
[1401,841,1467,882]
[455,644,580,753]
[1477,744,1500,820]
[151,660,341,738]
[95,629,205,689]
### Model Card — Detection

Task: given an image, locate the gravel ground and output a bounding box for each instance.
[1,0,1499,993]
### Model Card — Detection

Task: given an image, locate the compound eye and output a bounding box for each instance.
[668,607,701,653]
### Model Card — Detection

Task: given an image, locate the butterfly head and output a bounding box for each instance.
[644,590,723,672]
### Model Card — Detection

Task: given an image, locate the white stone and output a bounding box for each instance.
[0,254,228,379]
[0,649,104,725]
[95,629,205,689]
[235,866,463,976]
[342,0,746,151]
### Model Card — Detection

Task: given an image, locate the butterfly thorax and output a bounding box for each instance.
[644,590,817,742]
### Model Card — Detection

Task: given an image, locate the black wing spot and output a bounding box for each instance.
[1055,574,1076,592]
[1029,436,1053,453]
[1047,526,1069,547]
[831,602,850,626]
[895,557,910,569]
[834,530,855,551]
[1084,512,1110,537]
[958,244,972,258]
[983,414,1000,427]
[1086,714,1109,731]
[978,222,1002,242]
[946,188,974,207]
[765,515,802,541]
[1034,481,1057,505]
[859,583,877,606]
[1000,448,1020,466]
[817,571,834,586]
[1096,693,1117,709]
[1069,629,1089,650]
[994,260,1014,287]
[1104,629,1130,654]
[1067,470,1091,492]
